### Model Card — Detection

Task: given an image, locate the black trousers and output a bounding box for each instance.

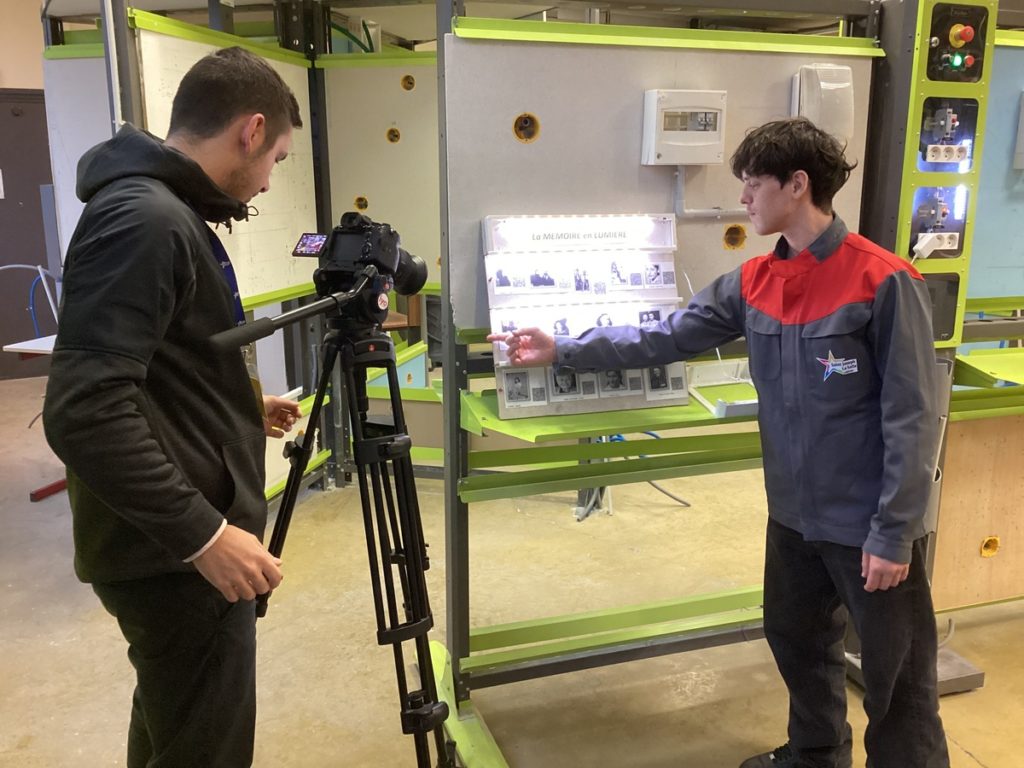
[763,519,949,768]
[93,573,257,768]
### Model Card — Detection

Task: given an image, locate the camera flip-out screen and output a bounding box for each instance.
[293,232,328,258]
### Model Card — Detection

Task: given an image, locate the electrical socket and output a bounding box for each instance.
[915,231,960,257]
[925,144,969,162]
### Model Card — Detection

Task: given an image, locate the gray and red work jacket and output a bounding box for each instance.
[555,216,939,564]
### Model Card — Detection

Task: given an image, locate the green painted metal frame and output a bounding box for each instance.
[432,642,511,768]
[464,605,763,675]
[994,29,1024,46]
[460,389,751,440]
[453,17,883,57]
[469,430,760,468]
[460,454,762,503]
[241,283,316,311]
[470,586,761,651]
[953,349,1024,388]
[264,449,332,499]
[889,0,999,348]
[315,51,437,68]
[949,384,1024,421]
[965,296,1024,314]
[437,13,887,760]
[43,43,105,59]
[128,8,311,67]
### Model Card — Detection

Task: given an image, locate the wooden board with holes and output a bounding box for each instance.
[932,415,1024,611]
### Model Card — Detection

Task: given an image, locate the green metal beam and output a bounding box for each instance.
[458,455,763,503]
[241,283,315,311]
[470,586,763,651]
[128,9,310,67]
[965,296,1024,314]
[462,607,763,674]
[453,17,884,57]
[468,431,761,469]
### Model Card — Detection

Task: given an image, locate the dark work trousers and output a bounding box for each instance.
[763,519,949,768]
[92,573,258,768]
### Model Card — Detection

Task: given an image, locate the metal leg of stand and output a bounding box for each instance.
[260,327,456,766]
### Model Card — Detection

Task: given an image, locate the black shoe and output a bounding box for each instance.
[739,744,797,768]
[739,742,853,768]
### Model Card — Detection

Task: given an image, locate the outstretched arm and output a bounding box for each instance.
[486,327,556,366]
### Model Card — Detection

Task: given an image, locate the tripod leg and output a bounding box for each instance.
[341,336,455,767]
[256,334,342,618]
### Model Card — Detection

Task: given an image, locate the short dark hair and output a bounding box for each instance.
[168,47,302,147]
[730,118,855,211]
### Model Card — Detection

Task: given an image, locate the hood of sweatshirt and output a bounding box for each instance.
[76,122,247,225]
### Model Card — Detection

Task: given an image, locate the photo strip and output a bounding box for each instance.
[501,367,549,409]
[644,361,688,402]
[549,369,599,401]
[597,368,641,398]
[487,251,679,305]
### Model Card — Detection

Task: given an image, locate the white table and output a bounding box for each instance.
[3,335,62,500]
[3,334,56,357]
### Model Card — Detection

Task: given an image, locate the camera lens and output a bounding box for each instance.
[394,248,428,296]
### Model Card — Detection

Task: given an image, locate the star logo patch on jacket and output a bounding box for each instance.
[816,350,859,381]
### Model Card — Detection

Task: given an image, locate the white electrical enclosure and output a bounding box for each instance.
[790,64,855,145]
[641,89,727,166]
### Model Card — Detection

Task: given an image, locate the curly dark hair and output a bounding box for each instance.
[168,47,302,148]
[730,117,855,212]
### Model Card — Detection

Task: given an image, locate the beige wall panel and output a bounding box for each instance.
[932,416,1024,611]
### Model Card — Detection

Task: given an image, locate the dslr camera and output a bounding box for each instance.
[294,212,427,325]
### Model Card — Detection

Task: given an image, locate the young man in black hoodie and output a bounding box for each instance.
[44,47,304,767]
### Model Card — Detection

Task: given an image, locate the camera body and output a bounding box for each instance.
[294,212,427,326]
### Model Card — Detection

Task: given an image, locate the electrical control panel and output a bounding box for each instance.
[918,97,978,171]
[641,90,727,166]
[927,3,988,82]
[909,186,968,259]
[890,0,994,346]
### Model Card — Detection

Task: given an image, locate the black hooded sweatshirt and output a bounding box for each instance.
[44,124,268,583]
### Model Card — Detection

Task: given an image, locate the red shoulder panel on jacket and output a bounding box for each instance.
[741,233,923,325]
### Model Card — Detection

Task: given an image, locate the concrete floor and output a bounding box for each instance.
[1,374,1022,767]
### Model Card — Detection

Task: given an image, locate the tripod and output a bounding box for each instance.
[213,278,456,767]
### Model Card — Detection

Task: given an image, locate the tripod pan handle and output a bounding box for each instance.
[209,317,276,352]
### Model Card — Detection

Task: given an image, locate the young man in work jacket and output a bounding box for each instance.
[489,117,949,768]
[44,48,303,767]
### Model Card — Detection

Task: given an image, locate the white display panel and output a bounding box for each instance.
[484,214,689,419]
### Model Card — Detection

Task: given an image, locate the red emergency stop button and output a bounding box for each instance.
[950,23,975,48]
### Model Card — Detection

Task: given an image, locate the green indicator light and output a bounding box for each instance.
[952,52,964,68]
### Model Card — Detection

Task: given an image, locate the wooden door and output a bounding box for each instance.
[0,89,56,380]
